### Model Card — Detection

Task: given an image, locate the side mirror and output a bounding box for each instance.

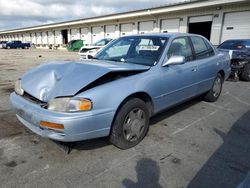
[162,56,185,67]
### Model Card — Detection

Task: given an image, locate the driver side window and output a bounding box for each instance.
[167,37,193,62]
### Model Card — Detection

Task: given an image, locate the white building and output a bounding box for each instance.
[0,0,249,47]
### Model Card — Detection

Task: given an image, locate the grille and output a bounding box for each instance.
[22,92,47,108]
[80,49,89,53]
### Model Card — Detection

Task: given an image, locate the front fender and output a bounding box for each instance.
[75,68,159,117]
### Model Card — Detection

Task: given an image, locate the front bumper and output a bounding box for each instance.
[10,92,115,142]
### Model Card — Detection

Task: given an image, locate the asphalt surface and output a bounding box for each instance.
[0,49,249,188]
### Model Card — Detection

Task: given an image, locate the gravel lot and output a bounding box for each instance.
[0,49,249,188]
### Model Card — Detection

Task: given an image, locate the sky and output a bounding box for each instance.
[0,0,186,31]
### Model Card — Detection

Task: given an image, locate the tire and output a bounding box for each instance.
[203,73,223,102]
[240,63,250,81]
[7,46,10,49]
[109,98,150,149]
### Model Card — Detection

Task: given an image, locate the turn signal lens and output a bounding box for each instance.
[40,121,64,132]
[79,99,92,111]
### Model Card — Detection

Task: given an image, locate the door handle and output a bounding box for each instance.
[192,68,197,72]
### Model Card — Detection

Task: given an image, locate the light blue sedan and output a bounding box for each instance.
[10,33,231,149]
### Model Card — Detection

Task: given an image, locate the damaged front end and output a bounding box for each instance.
[10,60,150,142]
[14,60,150,112]
[227,50,250,81]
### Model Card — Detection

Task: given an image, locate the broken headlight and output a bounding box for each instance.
[47,97,92,112]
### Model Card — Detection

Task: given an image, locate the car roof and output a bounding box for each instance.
[223,39,250,42]
[121,32,203,38]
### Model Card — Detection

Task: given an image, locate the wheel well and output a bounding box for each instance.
[109,92,154,135]
[218,70,225,81]
[120,92,154,116]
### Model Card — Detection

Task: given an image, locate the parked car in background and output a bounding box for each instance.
[0,41,8,48]
[67,40,84,52]
[217,39,250,81]
[2,41,31,49]
[79,38,112,59]
[10,33,230,149]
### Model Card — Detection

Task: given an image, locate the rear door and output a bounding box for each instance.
[158,37,198,110]
[190,36,218,93]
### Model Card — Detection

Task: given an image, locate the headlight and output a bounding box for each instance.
[88,49,97,53]
[14,79,24,95]
[47,97,92,112]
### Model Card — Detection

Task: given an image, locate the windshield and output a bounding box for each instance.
[94,38,112,46]
[95,36,168,66]
[218,40,250,50]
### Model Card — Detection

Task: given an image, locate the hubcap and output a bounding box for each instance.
[123,108,146,142]
[213,77,222,97]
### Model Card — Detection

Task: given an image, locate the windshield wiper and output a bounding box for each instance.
[104,58,122,62]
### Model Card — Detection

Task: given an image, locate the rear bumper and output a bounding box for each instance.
[10,92,115,142]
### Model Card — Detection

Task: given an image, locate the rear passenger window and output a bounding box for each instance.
[204,39,215,56]
[167,37,193,62]
[191,37,214,60]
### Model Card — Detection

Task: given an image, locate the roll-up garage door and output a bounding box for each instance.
[71,28,80,40]
[48,31,54,44]
[105,25,116,39]
[120,23,134,36]
[81,27,89,44]
[36,32,42,44]
[18,35,23,42]
[24,33,30,42]
[42,32,48,45]
[139,21,154,34]
[160,19,180,33]
[55,30,62,45]
[31,33,36,44]
[221,11,250,43]
[92,26,103,44]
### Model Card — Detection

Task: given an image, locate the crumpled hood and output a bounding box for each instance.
[21,60,150,102]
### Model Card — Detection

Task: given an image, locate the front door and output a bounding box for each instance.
[156,37,198,111]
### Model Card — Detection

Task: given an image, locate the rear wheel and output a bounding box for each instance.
[109,98,150,149]
[203,73,223,102]
[240,63,250,81]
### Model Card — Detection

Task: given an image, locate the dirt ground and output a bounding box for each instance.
[0,49,249,188]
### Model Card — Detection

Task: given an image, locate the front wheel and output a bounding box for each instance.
[240,63,250,81]
[203,73,223,102]
[109,98,150,149]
